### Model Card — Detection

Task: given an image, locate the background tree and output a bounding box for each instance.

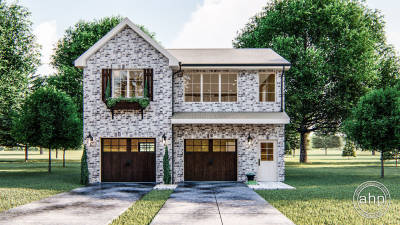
[13,87,81,172]
[312,133,342,156]
[285,124,300,156]
[234,0,387,163]
[344,88,400,178]
[375,44,400,89]
[342,139,356,158]
[50,16,156,118]
[0,1,40,147]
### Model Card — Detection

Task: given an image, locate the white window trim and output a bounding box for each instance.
[184,72,238,103]
[258,71,278,103]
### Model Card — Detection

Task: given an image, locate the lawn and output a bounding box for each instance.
[0,150,83,212]
[257,149,400,225]
[111,190,173,225]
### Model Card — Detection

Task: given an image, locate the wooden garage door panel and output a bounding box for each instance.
[101,138,156,182]
[184,152,237,181]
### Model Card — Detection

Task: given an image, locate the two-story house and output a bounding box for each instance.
[75,18,290,184]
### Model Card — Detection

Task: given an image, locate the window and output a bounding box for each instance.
[184,72,237,102]
[212,139,236,152]
[261,142,274,161]
[259,73,275,102]
[185,139,237,152]
[102,138,155,152]
[112,70,144,98]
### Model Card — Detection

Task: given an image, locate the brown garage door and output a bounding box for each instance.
[101,138,155,182]
[184,139,237,181]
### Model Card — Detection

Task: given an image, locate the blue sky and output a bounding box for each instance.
[18,0,400,75]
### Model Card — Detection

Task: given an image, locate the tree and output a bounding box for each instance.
[344,88,400,178]
[342,139,356,158]
[285,124,300,156]
[312,133,342,155]
[234,0,387,163]
[163,145,171,184]
[50,16,157,118]
[81,146,89,185]
[375,44,400,89]
[13,87,82,172]
[0,1,40,147]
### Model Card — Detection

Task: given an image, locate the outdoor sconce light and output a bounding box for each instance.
[162,133,167,145]
[85,132,94,147]
[247,134,253,145]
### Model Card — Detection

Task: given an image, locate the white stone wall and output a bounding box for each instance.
[173,70,284,112]
[173,124,285,182]
[83,27,173,183]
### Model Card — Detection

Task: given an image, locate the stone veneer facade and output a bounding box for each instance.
[83,26,286,183]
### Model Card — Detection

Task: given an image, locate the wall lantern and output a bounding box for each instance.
[247,134,253,145]
[162,133,167,145]
[85,132,94,147]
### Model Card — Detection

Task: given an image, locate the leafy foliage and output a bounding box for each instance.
[344,87,400,177]
[342,140,356,157]
[0,1,40,146]
[80,146,89,185]
[234,0,388,162]
[163,145,171,184]
[312,133,341,149]
[12,87,82,172]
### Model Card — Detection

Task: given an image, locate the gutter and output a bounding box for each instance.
[281,66,285,112]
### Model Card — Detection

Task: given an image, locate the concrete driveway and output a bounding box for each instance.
[0,183,154,225]
[151,182,294,225]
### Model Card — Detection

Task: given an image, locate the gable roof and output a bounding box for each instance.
[74,18,179,68]
[167,48,291,69]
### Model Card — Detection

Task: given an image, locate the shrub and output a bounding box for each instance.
[80,146,89,185]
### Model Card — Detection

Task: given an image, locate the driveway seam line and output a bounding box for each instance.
[213,187,223,225]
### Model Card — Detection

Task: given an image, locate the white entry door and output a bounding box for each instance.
[257,141,277,181]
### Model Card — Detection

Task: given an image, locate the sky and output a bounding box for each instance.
[17,0,400,75]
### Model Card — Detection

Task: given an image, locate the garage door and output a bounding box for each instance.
[184,139,237,181]
[101,138,155,182]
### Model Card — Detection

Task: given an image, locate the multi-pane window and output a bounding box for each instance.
[102,138,155,152]
[212,139,236,152]
[259,73,275,102]
[184,72,237,102]
[260,142,274,161]
[112,70,144,98]
[185,139,237,152]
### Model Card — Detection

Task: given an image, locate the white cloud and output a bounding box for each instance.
[33,21,58,75]
[169,0,267,48]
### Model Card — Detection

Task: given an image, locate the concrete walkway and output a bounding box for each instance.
[151,182,295,225]
[0,183,154,225]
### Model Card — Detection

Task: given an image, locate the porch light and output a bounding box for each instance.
[162,134,167,145]
[85,132,94,146]
[247,134,253,145]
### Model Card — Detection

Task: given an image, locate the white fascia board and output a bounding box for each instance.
[181,66,291,70]
[171,118,290,125]
[74,18,179,68]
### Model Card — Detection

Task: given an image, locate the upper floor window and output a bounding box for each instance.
[259,73,275,102]
[184,72,237,102]
[112,70,144,98]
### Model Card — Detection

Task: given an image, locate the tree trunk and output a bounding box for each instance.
[56,148,58,159]
[40,147,43,155]
[63,149,66,168]
[325,147,327,156]
[380,151,384,178]
[25,145,28,162]
[293,149,295,157]
[48,147,52,173]
[372,150,376,156]
[300,132,309,163]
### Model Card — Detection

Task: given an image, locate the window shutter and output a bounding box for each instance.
[101,69,112,102]
[144,69,153,101]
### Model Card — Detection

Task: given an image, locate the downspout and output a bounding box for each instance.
[171,62,182,184]
[281,66,285,112]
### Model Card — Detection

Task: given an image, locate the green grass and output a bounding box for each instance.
[110,190,173,225]
[0,150,83,212]
[257,149,400,225]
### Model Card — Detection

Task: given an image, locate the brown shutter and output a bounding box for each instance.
[101,69,112,102]
[144,68,153,101]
